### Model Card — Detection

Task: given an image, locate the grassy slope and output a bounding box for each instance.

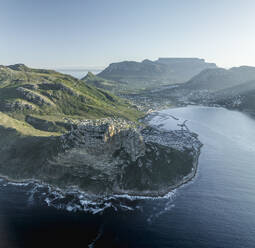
[0,112,59,136]
[82,71,171,94]
[0,64,143,136]
[81,71,131,94]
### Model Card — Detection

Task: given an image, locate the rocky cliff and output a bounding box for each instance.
[0,118,201,197]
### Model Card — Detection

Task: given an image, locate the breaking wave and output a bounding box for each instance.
[0,178,177,215]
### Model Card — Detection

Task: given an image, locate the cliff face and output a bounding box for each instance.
[0,118,201,197]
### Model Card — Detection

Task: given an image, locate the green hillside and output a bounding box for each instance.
[0,64,143,135]
[81,71,127,93]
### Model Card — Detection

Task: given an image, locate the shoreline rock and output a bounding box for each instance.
[0,115,202,197]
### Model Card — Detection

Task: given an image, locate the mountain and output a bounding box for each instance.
[0,64,143,134]
[155,58,217,83]
[97,58,217,91]
[173,65,255,114]
[212,80,255,115]
[182,66,255,91]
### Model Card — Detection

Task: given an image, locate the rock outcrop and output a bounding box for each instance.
[16,87,54,106]
[38,82,78,96]
[1,100,36,111]
[0,118,202,197]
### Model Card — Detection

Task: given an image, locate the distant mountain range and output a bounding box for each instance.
[80,58,255,115]
[96,58,217,90]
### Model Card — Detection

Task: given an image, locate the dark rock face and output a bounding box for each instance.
[0,118,202,197]
[25,115,60,132]
[16,87,53,106]
[1,100,35,111]
[38,83,78,96]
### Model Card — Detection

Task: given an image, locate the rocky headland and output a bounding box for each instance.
[0,117,202,197]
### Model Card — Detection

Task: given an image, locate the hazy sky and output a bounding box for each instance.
[1,0,255,69]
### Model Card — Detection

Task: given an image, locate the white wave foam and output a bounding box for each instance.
[7,182,30,187]
[0,178,177,215]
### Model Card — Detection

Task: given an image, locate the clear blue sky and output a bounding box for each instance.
[1,0,255,69]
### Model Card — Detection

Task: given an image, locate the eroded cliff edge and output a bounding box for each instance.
[0,118,202,197]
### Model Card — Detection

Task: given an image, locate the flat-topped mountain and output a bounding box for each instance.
[155,58,217,82]
[97,58,217,91]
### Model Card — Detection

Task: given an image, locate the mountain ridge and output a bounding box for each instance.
[0,64,143,135]
[181,65,255,91]
[97,57,217,91]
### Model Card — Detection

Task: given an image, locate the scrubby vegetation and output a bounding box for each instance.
[81,71,126,93]
[0,64,144,135]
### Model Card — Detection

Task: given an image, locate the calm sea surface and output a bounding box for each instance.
[1,106,255,248]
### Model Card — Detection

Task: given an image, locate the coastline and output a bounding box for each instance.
[0,107,202,199]
[0,148,200,199]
